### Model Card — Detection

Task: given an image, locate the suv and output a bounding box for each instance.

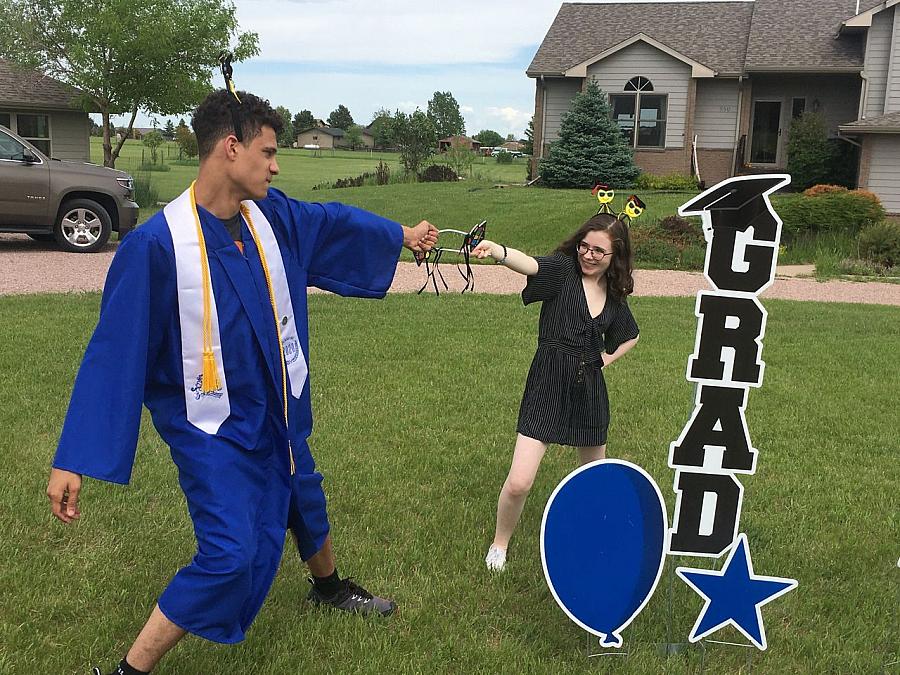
[0,124,138,252]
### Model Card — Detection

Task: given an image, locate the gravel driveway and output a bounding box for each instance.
[2,233,898,306]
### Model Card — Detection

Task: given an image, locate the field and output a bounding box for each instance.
[1,291,897,673]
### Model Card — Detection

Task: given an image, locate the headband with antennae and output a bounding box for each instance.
[218,51,244,142]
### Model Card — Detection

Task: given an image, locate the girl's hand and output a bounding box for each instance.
[472,240,498,259]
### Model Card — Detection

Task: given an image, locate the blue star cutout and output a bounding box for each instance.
[676,533,798,650]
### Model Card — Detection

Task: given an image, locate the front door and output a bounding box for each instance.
[750,101,782,165]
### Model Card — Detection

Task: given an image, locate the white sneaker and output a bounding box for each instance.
[485,544,507,571]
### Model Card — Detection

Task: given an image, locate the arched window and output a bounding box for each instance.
[609,76,667,148]
[625,76,654,92]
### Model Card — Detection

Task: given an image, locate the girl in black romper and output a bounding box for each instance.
[472,213,640,571]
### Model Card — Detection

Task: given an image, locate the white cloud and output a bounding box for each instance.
[235,0,562,65]
[485,106,532,132]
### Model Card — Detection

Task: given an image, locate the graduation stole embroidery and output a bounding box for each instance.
[164,183,308,439]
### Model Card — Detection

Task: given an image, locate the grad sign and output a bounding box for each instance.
[667,175,797,649]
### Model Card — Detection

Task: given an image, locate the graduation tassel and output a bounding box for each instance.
[202,349,221,393]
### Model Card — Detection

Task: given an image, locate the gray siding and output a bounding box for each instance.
[887,8,900,113]
[868,135,900,213]
[694,79,740,149]
[586,40,691,148]
[751,75,861,135]
[864,7,893,118]
[50,111,90,161]
[541,77,582,146]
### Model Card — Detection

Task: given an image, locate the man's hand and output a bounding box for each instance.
[47,468,83,524]
[403,220,439,253]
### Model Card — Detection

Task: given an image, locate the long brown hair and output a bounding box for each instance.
[555,213,635,302]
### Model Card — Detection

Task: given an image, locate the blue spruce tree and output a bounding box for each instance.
[540,80,640,188]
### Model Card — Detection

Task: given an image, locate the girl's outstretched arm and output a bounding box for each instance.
[471,239,539,276]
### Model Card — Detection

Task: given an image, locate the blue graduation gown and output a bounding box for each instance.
[53,187,403,643]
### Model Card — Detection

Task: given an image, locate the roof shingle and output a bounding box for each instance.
[0,59,90,110]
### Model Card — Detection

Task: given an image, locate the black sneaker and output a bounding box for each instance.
[306,577,397,616]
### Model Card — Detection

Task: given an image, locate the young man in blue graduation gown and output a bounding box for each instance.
[45,90,438,675]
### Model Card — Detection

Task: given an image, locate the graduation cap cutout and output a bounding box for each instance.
[415,221,487,296]
[678,175,790,240]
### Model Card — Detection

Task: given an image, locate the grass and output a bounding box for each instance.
[95,138,876,276]
[0,292,897,673]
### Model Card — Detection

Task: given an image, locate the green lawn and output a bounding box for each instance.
[1,292,897,673]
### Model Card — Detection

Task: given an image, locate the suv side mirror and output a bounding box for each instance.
[22,152,39,163]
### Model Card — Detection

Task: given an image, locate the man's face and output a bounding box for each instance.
[234,125,279,200]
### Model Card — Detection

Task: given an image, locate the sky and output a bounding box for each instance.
[117,0,739,138]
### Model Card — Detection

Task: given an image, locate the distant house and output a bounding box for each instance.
[502,140,525,152]
[0,59,94,161]
[296,125,374,149]
[439,135,482,152]
[528,0,900,213]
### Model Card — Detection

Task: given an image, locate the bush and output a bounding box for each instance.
[138,162,171,172]
[631,219,705,270]
[495,151,513,164]
[418,164,458,183]
[133,175,159,208]
[803,184,848,197]
[773,190,886,240]
[786,112,831,190]
[635,172,699,191]
[858,221,900,267]
[657,215,704,247]
[375,160,390,186]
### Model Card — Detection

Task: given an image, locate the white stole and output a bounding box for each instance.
[164,188,308,435]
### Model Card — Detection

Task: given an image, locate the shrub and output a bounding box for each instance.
[635,172,699,191]
[803,184,848,197]
[630,219,705,270]
[773,190,886,240]
[133,174,158,208]
[657,215,704,247]
[858,220,900,267]
[138,162,171,172]
[495,151,513,164]
[418,164,458,183]
[375,160,391,186]
[786,112,831,190]
[837,257,897,277]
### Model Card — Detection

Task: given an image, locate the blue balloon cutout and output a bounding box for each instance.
[541,459,667,647]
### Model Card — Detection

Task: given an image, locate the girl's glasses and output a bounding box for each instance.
[577,242,612,260]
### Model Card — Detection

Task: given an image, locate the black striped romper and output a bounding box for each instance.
[516,253,640,447]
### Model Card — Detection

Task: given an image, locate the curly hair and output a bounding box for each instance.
[555,213,635,302]
[191,89,284,158]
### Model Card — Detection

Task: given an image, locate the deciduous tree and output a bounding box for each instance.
[0,0,258,167]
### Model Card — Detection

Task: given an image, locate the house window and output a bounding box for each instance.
[0,112,10,129]
[17,113,51,155]
[792,98,806,119]
[610,78,667,148]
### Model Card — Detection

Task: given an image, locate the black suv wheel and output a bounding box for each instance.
[54,198,112,253]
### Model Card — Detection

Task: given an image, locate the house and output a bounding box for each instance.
[502,140,525,153]
[0,59,94,161]
[528,1,900,213]
[296,125,375,149]
[438,135,482,152]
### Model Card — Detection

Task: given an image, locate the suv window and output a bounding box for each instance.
[0,129,27,161]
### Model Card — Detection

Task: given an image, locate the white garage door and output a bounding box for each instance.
[868,136,900,214]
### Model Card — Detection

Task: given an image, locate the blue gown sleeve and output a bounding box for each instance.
[52,229,167,484]
[263,188,403,298]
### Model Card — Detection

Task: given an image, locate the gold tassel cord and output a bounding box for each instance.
[243,205,295,476]
[189,182,222,393]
